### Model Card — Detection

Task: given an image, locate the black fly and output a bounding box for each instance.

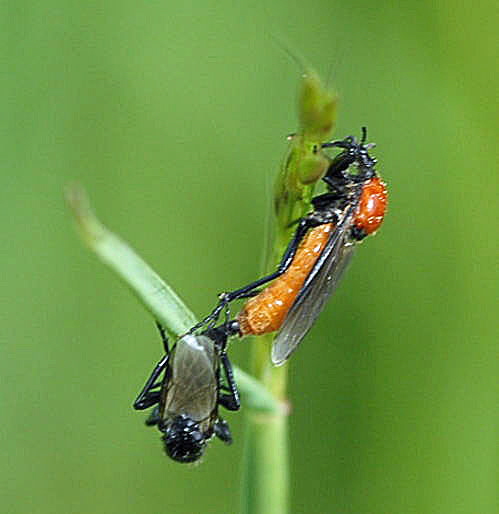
[133,321,240,463]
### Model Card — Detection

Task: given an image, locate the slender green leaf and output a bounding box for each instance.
[66,184,279,414]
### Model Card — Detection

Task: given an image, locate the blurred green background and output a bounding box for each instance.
[2,1,497,513]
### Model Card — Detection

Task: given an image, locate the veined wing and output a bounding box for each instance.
[166,335,218,421]
[271,205,356,366]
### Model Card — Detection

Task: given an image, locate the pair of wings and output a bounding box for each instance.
[165,334,219,421]
[271,204,357,366]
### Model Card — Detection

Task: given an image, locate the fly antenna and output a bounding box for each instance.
[266,31,310,73]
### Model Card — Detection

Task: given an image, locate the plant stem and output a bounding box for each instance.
[240,71,337,514]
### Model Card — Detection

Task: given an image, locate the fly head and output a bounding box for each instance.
[322,127,377,188]
[161,414,207,463]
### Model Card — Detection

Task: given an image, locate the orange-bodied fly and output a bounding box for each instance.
[193,128,388,365]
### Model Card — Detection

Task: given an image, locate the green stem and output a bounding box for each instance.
[241,405,288,514]
[240,71,337,514]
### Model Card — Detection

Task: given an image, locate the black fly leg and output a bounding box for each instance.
[321,135,355,150]
[214,418,233,444]
[235,289,263,299]
[223,217,315,300]
[155,321,170,354]
[133,354,169,410]
[192,215,323,332]
[218,352,240,411]
[135,390,161,410]
[312,192,343,210]
[133,322,171,410]
[145,406,160,426]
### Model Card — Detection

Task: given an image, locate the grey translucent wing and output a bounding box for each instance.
[271,208,356,366]
[165,335,218,423]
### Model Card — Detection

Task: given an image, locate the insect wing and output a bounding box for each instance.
[165,335,219,423]
[271,208,356,366]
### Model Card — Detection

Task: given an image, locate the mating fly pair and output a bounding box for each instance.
[134,127,387,462]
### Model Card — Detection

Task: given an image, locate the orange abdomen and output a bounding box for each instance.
[237,223,334,336]
[353,177,388,235]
